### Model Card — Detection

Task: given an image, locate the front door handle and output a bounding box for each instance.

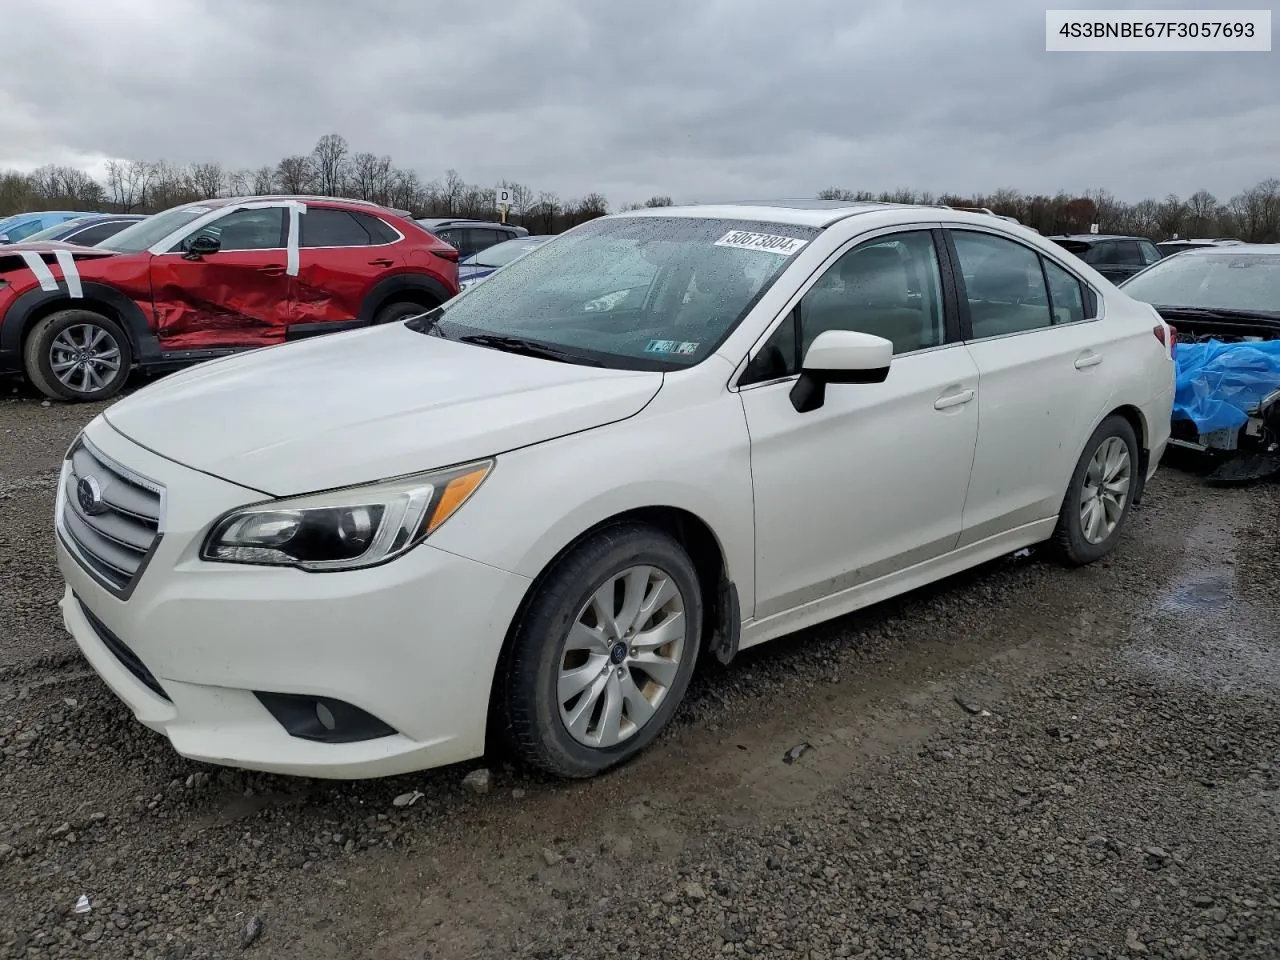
[257,265,286,277]
[934,388,975,410]
[1075,352,1104,370]
[368,258,395,268]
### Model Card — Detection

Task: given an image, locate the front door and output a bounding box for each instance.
[740,228,981,620]
[149,205,293,351]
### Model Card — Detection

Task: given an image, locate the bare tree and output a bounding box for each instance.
[440,169,466,216]
[275,155,315,194]
[532,191,560,233]
[568,192,608,225]
[643,195,674,207]
[251,166,276,195]
[105,159,156,212]
[189,161,225,200]
[226,169,252,196]
[1155,193,1187,239]
[1185,190,1219,235]
[311,133,350,196]
[148,161,198,210]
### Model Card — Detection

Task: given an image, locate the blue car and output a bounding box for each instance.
[0,210,99,244]
[457,235,554,289]
[19,213,146,246]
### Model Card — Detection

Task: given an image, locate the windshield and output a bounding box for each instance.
[22,218,91,242]
[1121,252,1280,315]
[471,238,546,268]
[418,216,818,370]
[97,207,206,252]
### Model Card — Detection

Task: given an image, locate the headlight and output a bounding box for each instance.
[201,460,492,571]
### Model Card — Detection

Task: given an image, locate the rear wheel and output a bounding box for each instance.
[1048,415,1140,565]
[372,300,436,325]
[497,523,703,779]
[23,309,132,402]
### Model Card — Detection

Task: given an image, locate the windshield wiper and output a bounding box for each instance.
[457,333,605,366]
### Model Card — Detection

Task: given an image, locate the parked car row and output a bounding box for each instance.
[0,210,99,244]
[0,196,460,400]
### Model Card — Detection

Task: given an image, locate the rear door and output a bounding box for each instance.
[148,204,294,351]
[948,228,1119,546]
[291,206,404,335]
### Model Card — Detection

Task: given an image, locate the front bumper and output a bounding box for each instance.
[56,417,531,779]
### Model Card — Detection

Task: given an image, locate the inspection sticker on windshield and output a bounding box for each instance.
[714,230,808,257]
[646,339,700,355]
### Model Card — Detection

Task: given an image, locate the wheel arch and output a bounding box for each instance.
[1,283,159,366]
[485,504,740,734]
[1103,403,1150,503]
[357,273,452,325]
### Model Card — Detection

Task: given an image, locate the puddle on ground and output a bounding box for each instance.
[1125,564,1280,697]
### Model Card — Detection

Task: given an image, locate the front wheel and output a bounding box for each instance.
[497,523,704,779]
[1048,415,1140,565]
[372,300,436,325]
[23,309,133,402]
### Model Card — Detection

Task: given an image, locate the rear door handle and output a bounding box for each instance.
[1075,352,1104,370]
[934,388,975,410]
[257,265,286,276]
[368,258,395,268]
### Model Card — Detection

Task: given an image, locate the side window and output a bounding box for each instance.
[451,229,482,257]
[800,231,947,357]
[1042,258,1086,325]
[1112,241,1145,266]
[69,222,128,246]
[300,208,372,247]
[1085,241,1114,265]
[354,213,399,245]
[1139,241,1162,265]
[741,312,799,385]
[7,220,44,242]
[952,230,1053,339]
[434,228,458,249]
[472,229,504,254]
[180,208,285,252]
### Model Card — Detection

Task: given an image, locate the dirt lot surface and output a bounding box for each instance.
[1,392,1277,960]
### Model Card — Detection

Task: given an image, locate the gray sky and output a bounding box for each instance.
[3,0,1276,206]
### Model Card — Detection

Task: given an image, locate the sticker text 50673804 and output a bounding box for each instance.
[714,230,808,256]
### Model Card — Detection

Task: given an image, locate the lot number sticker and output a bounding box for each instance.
[714,230,808,256]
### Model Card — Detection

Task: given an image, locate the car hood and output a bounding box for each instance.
[103,324,664,495]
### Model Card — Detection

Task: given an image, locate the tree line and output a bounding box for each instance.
[2,131,1278,242]
[816,181,1280,243]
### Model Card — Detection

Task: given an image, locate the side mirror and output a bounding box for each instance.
[183,234,220,259]
[789,329,893,413]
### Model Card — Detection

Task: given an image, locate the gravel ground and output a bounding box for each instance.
[1,391,1277,960]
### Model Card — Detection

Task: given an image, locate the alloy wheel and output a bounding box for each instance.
[557,565,687,749]
[1079,435,1131,544]
[49,324,122,395]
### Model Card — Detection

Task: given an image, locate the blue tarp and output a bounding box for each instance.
[1173,338,1280,433]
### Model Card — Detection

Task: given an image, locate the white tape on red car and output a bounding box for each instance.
[18,251,58,292]
[53,250,84,299]
[287,203,304,277]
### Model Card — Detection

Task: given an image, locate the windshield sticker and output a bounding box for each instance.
[646,339,700,355]
[714,230,808,257]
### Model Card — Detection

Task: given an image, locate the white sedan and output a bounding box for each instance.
[54,201,1175,779]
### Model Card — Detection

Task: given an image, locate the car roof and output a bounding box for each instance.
[611,199,1020,229]
[1172,243,1280,256]
[1047,234,1149,243]
[184,196,409,216]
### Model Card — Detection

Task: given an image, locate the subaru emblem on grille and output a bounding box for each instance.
[76,476,107,516]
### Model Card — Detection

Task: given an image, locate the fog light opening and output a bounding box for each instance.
[254,692,398,744]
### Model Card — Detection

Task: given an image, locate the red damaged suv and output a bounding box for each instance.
[0,195,459,401]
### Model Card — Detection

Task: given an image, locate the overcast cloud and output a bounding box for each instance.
[2,0,1276,205]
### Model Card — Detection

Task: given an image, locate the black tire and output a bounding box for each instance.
[1048,415,1140,566]
[497,523,704,779]
[372,300,435,325]
[23,309,133,402]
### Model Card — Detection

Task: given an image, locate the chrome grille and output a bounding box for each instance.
[59,438,165,595]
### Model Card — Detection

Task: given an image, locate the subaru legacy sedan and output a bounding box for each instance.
[55,201,1175,780]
